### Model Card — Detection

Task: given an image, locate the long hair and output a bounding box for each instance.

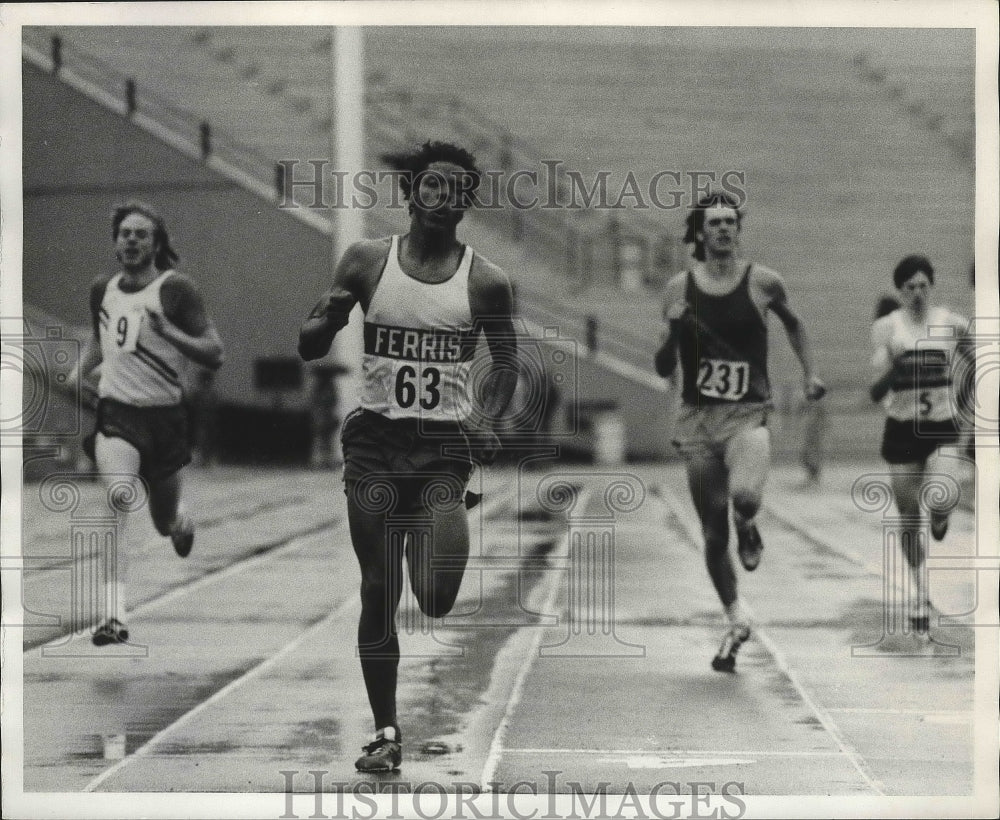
[683,191,744,262]
[112,200,179,270]
[380,140,481,206]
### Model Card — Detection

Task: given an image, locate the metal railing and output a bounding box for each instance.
[23,28,279,187]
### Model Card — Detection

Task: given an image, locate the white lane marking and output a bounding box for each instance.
[29,522,341,654]
[923,714,975,725]
[80,480,523,790]
[20,494,325,582]
[502,747,853,757]
[827,708,973,723]
[655,488,888,797]
[479,488,593,792]
[617,757,752,769]
[83,592,359,792]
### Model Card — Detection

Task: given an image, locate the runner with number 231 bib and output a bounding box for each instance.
[655,191,825,673]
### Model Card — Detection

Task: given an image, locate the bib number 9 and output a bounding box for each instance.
[697,358,749,401]
[395,365,442,410]
[112,310,143,353]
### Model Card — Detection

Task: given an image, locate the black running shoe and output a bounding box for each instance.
[355,729,402,772]
[171,515,195,558]
[736,523,764,571]
[930,511,949,542]
[711,624,751,673]
[92,618,130,646]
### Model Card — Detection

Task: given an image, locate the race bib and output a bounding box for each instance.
[895,385,952,421]
[110,308,145,353]
[697,358,750,401]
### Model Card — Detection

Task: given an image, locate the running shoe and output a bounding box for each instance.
[930,511,949,542]
[92,618,130,646]
[171,515,195,558]
[355,727,402,772]
[736,523,764,571]
[711,624,751,673]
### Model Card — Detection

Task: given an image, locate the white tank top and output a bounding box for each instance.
[98,270,187,406]
[873,306,964,422]
[360,236,476,422]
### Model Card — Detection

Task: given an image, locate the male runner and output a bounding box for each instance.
[655,192,825,672]
[299,141,517,771]
[869,255,971,635]
[75,201,224,645]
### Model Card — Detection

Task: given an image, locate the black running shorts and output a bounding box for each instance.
[341,408,473,514]
[85,398,191,480]
[880,416,961,465]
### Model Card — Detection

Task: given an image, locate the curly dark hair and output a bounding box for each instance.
[892,255,934,289]
[112,200,179,270]
[683,191,744,262]
[381,140,481,206]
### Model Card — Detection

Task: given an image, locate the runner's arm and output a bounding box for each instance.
[655,275,687,379]
[468,259,518,429]
[69,276,109,394]
[766,273,824,399]
[154,274,225,370]
[868,318,900,404]
[298,242,370,361]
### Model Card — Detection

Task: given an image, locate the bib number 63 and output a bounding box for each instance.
[395,365,442,410]
[697,358,749,401]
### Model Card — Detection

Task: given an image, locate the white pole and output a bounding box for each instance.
[331,27,365,436]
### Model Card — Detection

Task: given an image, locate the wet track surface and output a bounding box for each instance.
[15,463,986,801]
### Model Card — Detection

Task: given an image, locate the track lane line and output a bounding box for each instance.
[82,593,359,792]
[77,480,520,790]
[23,517,344,653]
[652,484,888,796]
[479,487,593,792]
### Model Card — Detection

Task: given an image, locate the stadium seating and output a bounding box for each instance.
[21,26,975,459]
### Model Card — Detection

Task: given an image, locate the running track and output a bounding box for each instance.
[11,461,993,814]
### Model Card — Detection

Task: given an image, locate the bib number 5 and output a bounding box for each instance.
[395,365,442,410]
[697,358,749,401]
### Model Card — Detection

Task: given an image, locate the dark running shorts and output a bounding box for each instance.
[880,416,961,465]
[84,398,191,481]
[341,408,474,514]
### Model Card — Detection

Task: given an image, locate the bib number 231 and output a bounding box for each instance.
[697,358,749,401]
[395,365,441,409]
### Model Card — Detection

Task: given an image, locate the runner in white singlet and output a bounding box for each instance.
[298,142,517,773]
[74,202,224,646]
[869,255,972,637]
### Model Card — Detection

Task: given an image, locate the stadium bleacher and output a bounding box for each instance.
[21,26,975,460]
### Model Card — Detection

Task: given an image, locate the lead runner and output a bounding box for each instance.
[298,141,517,771]
[655,191,825,672]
